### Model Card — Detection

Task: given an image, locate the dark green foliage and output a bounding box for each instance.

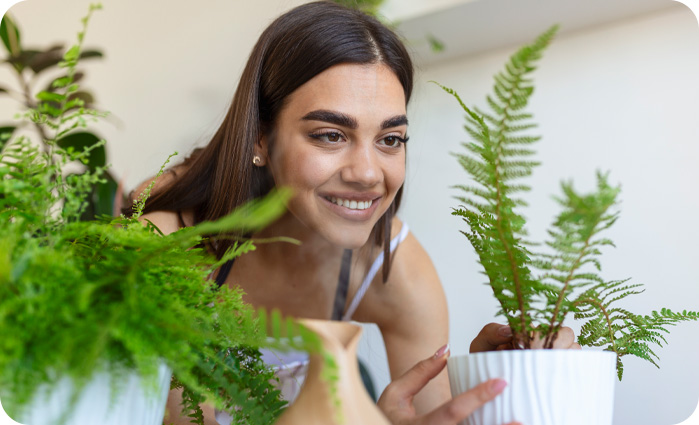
[0,6,335,424]
[0,135,296,423]
[438,25,698,379]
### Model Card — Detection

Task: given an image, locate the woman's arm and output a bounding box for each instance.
[360,224,451,414]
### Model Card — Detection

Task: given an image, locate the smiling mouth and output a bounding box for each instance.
[324,196,373,210]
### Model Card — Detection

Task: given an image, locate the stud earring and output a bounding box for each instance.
[252,155,262,166]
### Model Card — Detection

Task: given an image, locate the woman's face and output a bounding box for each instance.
[260,63,407,249]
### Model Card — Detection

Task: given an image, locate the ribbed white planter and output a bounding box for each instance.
[447,350,616,425]
[16,362,172,425]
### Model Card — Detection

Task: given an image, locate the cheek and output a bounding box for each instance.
[271,146,336,191]
[386,155,406,194]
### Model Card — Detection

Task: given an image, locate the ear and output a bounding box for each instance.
[253,134,269,166]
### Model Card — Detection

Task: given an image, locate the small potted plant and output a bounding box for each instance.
[436,25,698,425]
[0,5,316,425]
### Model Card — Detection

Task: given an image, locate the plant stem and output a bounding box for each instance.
[543,234,593,348]
[492,71,530,348]
[13,71,50,147]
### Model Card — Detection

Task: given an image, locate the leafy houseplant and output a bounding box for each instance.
[436,25,698,425]
[0,5,330,425]
[0,11,122,221]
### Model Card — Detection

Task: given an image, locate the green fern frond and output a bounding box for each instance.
[440,22,696,380]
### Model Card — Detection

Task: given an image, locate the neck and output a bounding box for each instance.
[253,211,346,268]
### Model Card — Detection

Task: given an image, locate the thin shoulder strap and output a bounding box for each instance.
[331,249,353,320]
[215,259,235,288]
[342,223,409,321]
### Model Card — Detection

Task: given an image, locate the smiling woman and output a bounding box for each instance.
[258,63,408,250]
[125,1,564,425]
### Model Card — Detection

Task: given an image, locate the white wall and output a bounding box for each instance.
[397,5,699,425]
[1,1,698,425]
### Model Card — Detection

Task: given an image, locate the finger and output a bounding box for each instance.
[551,327,575,349]
[380,344,450,402]
[420,378,508,424]
[470,323,513,353]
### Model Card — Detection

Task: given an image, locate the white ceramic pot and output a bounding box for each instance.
[447,350,616,425]
[15,362,172,425]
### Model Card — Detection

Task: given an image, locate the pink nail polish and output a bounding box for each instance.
[490,379,507,393]
[498,326,513,337]
[434,343,450,358]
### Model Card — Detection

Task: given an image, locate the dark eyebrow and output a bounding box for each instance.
[381,115,408,130]
[301,110,408,131]
[301,110,358,129]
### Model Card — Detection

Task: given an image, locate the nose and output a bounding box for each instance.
[340,142,382,187]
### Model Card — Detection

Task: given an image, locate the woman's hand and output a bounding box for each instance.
[470,323,582,352]
[377,345,521,425]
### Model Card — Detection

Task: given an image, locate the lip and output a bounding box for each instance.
[319,193,382,222]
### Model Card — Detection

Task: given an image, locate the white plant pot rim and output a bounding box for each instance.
[450,347,617,360]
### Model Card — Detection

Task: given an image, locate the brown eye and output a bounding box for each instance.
[309,131,345,143]
[379,135,408,148]
[384,136,399,147]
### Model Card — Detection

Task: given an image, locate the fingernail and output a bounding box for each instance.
[490,379,507,394]
[498,326,513,337]
[434,343,450,358]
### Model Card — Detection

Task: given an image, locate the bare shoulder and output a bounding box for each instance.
[358,217,451,405]
[139,211,181,236]
[357,217,447,333]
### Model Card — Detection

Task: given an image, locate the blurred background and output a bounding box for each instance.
[1,0,697,424]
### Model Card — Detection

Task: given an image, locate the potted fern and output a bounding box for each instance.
[0,5,311,425]
[436,25,698,425]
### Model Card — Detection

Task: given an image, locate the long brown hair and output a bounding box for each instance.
[134,1,414,282]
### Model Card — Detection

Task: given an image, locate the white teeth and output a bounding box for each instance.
[325,196,373,210]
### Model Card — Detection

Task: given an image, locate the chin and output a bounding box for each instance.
[326,227,373,250]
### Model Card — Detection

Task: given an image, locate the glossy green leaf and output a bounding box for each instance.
[57,131,106,169]
[37,102,62,118]
[79,49,103,60]
[0,14,20,56]
[47,72,83,92]
[36,90,66,103]
[63,45,80,62]
[51,76,73,90]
